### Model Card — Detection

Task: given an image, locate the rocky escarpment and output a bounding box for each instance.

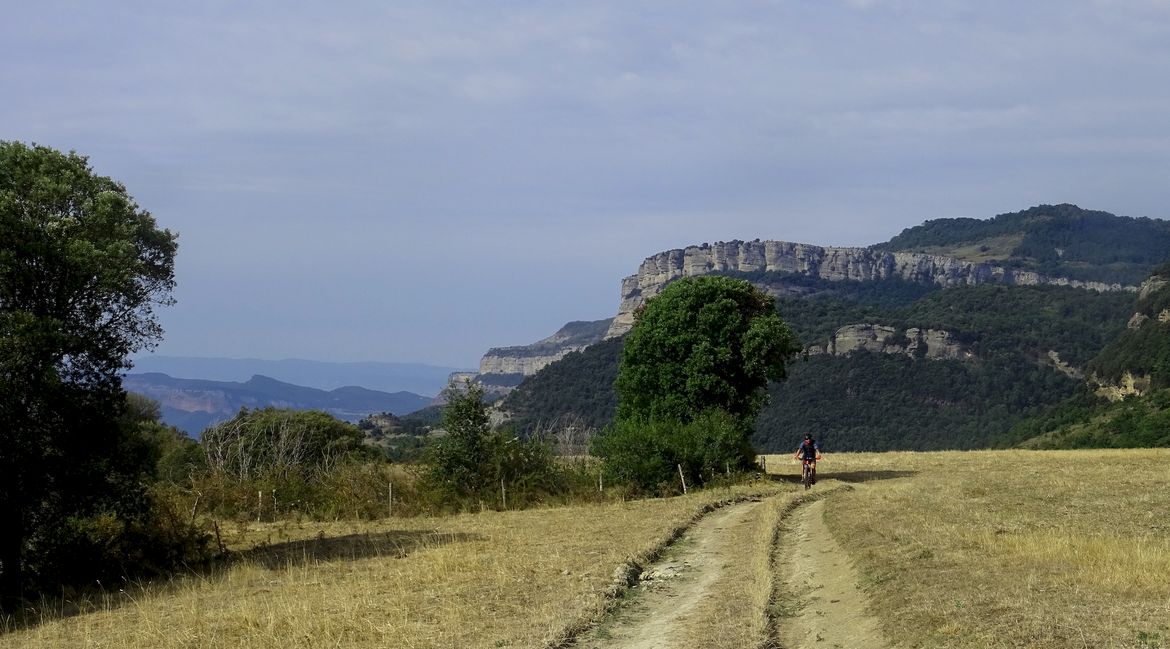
[808,324,970,360]
[605,240,1135,338]
[478,319,613,377]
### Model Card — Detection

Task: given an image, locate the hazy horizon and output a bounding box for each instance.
[7,1,1169,366]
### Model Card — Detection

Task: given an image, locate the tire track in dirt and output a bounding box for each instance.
[774,498,888,649]
[572,499,763,649]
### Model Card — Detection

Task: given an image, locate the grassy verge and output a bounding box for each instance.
[2,481,782,648]
[764,450,1170,649]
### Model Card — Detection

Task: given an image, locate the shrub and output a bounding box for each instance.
[423,382,569,509]
[592,409,754,493]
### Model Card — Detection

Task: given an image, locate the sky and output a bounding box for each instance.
[4,1,1170,368]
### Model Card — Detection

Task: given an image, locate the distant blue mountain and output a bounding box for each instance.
[127,356,469,397]
[123,372,433,437]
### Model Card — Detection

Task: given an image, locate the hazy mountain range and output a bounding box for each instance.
[128,356,468,396]
[124,372,433,437]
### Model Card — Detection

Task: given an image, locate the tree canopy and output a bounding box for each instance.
[0,141,178,601]
[614,275,800,424]
[594,276,800,490]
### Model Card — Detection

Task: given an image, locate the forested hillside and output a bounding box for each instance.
[500,281,1132,449]
[756,353,1076,451]
[502,337,623,434]
[876,204,1170,285]
[1003,264,1170,449]
[736,273,1131,366]
[1087,261,1170,385]
[498,206,1167,451]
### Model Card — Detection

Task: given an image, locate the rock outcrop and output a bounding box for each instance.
[479,319,613,377]
[1138,276,1169,301]
[605,240,1135,338]
[1046,351,1084,379]
[812,324,970,360]
[1095,371,1151,401]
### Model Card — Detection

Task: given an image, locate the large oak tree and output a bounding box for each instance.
[596,275,800,488]
[615,275,799,424]
[0,142,177,601]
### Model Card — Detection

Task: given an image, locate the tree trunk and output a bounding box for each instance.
[0,502,24,609]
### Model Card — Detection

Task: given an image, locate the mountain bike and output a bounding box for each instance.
[801,459,816,490]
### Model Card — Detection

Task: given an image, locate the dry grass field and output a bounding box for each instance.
[1,482,785,649]
[762,449,1170,649]
[5,450,1168,649]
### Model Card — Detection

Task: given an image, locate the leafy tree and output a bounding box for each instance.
[597,276,799,488]
[427,382,492,496]
[122,392,204,484]
[426,382,564,506]
[0,141,179,600]
[615,276,800,424]
[593,409,753,491]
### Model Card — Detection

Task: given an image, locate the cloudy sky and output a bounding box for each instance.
[5,1,1169,367]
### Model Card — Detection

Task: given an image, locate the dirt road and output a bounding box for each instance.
[574,500,762,649]
[569,493,887,649]
[776,498,887,649]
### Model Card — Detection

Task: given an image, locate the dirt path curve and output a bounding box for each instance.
[574,499,762,649]
[777,498,888,649]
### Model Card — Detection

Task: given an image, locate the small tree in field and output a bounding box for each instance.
[426,382,492,497]
[425,382,563,507]
[594,276,800,489]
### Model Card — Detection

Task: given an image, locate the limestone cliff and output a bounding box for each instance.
[477,319,613,377]
[807,324,970,361]
[605,240,1134,338]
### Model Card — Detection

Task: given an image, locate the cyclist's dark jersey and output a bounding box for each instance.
[797,440,820,461]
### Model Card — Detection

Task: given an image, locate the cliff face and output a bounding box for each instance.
[605,240,1134,337]
[806,324,970,361]
[478,319,613,377]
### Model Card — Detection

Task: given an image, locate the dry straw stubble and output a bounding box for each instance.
[4,483,782,649]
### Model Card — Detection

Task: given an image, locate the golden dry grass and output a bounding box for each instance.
[2,482,781,649]
[763,450,1170,649]
[8,450,1169,649]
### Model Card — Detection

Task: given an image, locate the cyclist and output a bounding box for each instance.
[793,434,822,484]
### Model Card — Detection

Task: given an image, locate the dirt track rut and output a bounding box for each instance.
[776,498,887,649]
[570,492,887,649]
[574,500,762,649]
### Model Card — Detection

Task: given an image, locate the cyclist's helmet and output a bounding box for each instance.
[804,434,813,441]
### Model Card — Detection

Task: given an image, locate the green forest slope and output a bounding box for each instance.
[875,204,1170,285]
[501,206,1166,451]
[502,281,1132,450]
[1004,263,1170,449]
